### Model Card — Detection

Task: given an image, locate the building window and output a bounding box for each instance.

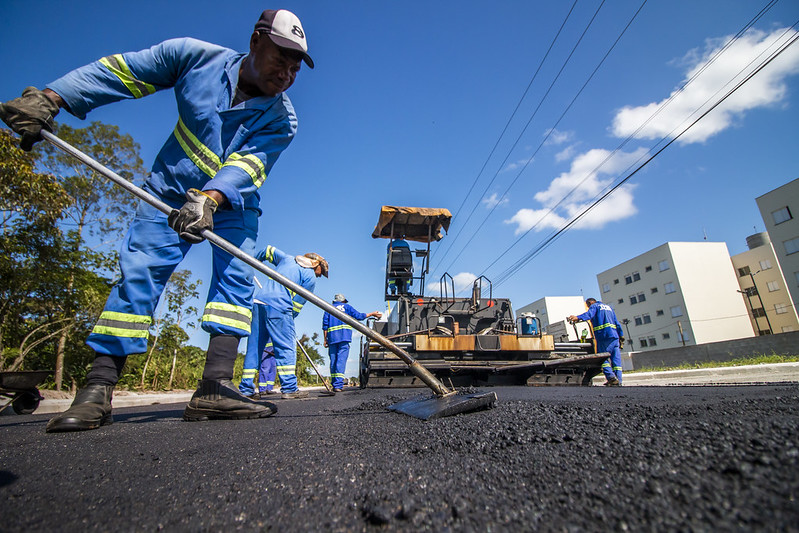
[625,274,633,285]
[767,281,779,292]
[656,309,664,316]
[775,303,789,315]
[782,326,796,333]
[618,298,624,305]
[784,237,799,255]
[738,266,751,277]
[645,265,652,272]
[630,292,645,305]
[670,305,683,318]
[634,316,643,326]
[637,292,646,303]
[758,329,772,336]
[642,314,651,324]
[772,206,792,225]
[648,337,657,347]
[633,272,641,282]
[759,259,772,270]
[639,338,648,348]
[664,282,676,294]
[630,295,637,305]
[613,279,619,285]
[602,283,610,293]
[651,287,658,294]
[752,307,767,318]
[658,260,670,272]
[662,332,670,340]
[677,331,690,343]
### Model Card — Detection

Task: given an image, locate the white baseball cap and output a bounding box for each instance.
[254,9,314,68]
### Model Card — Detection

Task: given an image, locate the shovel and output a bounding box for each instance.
[296,340,336,396]
[41,130,496,420]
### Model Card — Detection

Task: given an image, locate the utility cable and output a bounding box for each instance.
[491,24,799,288]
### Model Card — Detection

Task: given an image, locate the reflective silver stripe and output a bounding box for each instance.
[222,153,267,188]
[173,118,221,178]
[99,54,156,99]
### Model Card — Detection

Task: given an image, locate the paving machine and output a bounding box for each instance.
[360,206,608,388]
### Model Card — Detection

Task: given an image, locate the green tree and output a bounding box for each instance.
[37,122,147,389]
[296,332,325,386]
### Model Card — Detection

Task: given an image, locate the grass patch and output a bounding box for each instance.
[630,352,799,373]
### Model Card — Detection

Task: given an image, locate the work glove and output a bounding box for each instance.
[168,188,218,244]
[0,87,60,151]
[619,337,625,350]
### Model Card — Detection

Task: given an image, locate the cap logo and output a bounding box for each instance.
[292,25,304,39]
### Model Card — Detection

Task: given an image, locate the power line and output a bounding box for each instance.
[434,0,616,277]
[491,20,799,288]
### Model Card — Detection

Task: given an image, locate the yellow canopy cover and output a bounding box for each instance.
[371,206,452,243]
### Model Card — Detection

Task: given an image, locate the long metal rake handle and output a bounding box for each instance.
[41,130,453,397]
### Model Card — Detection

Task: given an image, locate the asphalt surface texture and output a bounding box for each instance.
[1,384,798,532]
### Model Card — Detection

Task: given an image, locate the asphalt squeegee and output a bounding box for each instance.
[41,130,496,420]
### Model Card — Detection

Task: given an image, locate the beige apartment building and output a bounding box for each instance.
[596,242,754,351]
[756,177,799,312]
[730,232,799,334]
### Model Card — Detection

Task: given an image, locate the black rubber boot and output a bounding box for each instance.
[45,384,114,433]
[183,379,277,421]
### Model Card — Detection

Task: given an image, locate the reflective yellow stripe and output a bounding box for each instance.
[242,369,257,378]
[328,325,352,332]
[602,362,612,368]
[99,54,156,98]
[592,323,618,332]
[202,302,252,333]
[612,366,623,371]
[92,311,151,338]
[222,153,267,188]
[293,301,304,312]
[174,117,221,177]
[276,364,295,376]
[264,245,275,263]
[331,373,346,378]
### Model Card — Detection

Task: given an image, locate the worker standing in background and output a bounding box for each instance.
[387,237,411,295]
[241,342,277,398]
[322,294,381,392]
[0,8,316,432]
[241,245,327,399]
[568,298,624,386]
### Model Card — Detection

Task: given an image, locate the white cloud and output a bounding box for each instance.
[505,148,645,233]
[555,144,577,162]
[482,193,509,209]
[612,28,799,144]
[544,128,573,145]
[502,155,534,172]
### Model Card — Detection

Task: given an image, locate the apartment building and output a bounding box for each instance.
[516,296,586,341]
[730,232,799,334]
[756,177,799,311]
[597,242,754,350]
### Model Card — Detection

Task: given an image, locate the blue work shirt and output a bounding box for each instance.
[577,301,624,341]
[47,37,297,214]
[323,303,368,344]
[254,245,315,317]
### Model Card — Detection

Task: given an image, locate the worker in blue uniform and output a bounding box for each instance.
[387,238,412,295]
[241,245,327,399]
[240,342,276,398]
[568,298,625,386]
[322,294,382,391]
[0,9,316,432]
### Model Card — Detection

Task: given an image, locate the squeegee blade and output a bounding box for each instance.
[387,391,497,420]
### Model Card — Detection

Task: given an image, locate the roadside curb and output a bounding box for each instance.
[592,362,799,386]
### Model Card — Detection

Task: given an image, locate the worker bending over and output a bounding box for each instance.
[568,298,625,386]
[241,245,327,399]
[322,294,381,391]
[0,9,315,431]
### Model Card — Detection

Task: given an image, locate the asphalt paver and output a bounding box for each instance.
[1,385,798,531]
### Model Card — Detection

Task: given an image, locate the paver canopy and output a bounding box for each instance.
[371,205,452,243]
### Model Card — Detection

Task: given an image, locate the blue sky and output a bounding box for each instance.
[3,1,799,378]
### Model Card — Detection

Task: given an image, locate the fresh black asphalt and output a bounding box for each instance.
[1,385,797,531]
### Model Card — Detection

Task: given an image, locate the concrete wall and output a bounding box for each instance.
[629,331,799,370]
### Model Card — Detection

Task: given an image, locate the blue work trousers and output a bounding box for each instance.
[597,337,623,383]
[240,340,276,395]
[328,341,350,389]
[87,201,257,356]
[241,303,298,394]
